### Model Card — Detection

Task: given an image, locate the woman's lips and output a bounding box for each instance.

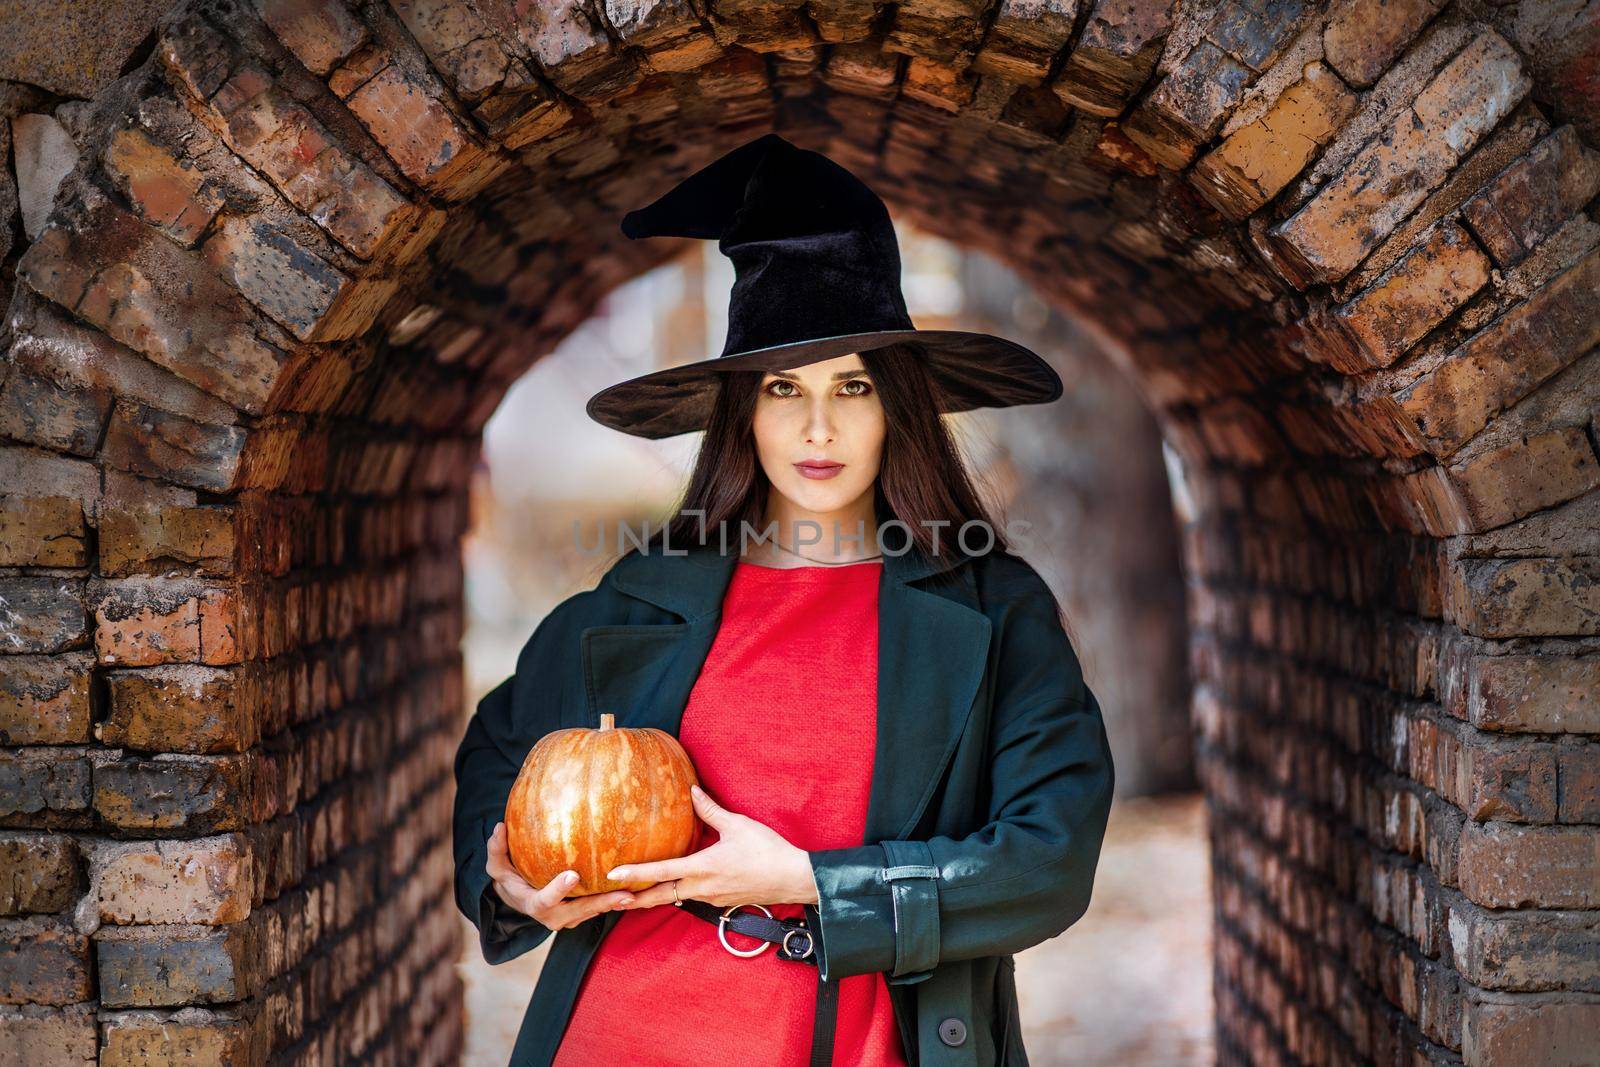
[794,460,845,480]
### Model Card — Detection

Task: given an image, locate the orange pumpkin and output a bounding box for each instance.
[504,712,699,897]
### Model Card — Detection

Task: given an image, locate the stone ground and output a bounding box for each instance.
[456,792,1213,1067]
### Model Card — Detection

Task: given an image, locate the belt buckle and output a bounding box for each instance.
[718,903,773,958]
[781,925,815,960]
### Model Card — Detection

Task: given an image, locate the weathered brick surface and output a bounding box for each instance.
[0,749,92,827]
[1270,32,1532,285]
[89,577,256,667]
[1307,220,1490,372]
[1459,821,1600,908]
[101,126,224,248]
[1466,654,1600,734]
[158,14,444,264]
[1050,0,1171,116]
[201,216,395,342]
[92,835,252,924]
[100,1005,267,1067]
[100,399,249,493]
[1464,999,1600,1067]
[969,0,1079,85]
[1440,427,1600,531]
[1323,0,1445,88]
[98,503,240,577]
[0,833,79,915]
[1192,62,1357,220]
[0,917,92,1005]
[102,664,261,754]
[16,192,299,418]
[93,754,255,833]
[96,918,266,1007]
[254,0,369,76]
[1395,247,1600,456]
[1462,125,1600,268]
[0,653,93,746]
[0,362,111,458]
[0,1003,98,1064]
[0,579,87,654]
[0,496,87,568]
[1448,557,1600,639]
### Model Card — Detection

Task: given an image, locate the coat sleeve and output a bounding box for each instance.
[452,596,591,965]
[803,575,1115,984]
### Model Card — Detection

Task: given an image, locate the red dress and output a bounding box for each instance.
[552,559,909,1067]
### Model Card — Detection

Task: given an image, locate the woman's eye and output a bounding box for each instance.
[840,379,872,396]
[767,380,797,397]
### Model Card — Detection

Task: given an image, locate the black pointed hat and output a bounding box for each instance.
[584,133,1063,439]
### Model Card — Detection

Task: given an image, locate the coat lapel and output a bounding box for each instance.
[583,527,993,845]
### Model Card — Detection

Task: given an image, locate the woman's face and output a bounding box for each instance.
[751,352,885,517]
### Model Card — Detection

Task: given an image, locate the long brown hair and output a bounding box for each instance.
[613,342,1076,642]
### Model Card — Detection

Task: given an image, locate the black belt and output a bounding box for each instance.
[673,897,838,1067]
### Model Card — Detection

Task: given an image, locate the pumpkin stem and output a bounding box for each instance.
[599,713,614,731]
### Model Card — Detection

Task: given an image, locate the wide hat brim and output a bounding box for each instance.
[585,328,1063,439]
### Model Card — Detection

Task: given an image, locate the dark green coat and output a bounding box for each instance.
[452,535,1115,1066]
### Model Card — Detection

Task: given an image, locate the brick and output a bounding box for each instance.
[101,126,224,248]
[0,1003,98,1064]
[1459,821,1600,908]
[100,1006,266,1067]
[99,503,240,577]
[1463,125,1600,268]
[1311,221,1490,371]
[604,0,720,75]
[158,16,443,264]
[0,653,92,746]
[1448,557,1600,639]
[1470,654,1600,733]
[0,917,92,1005]
[96,919,265,1007]
[93,754,255,833]
[970,0,1080,85]
[0,578,86,654]
[100,399,248,493]
[89,577,255,667]
[328,50,508,199]
[201,216,394,342]
[1461,737,1558,823]
[93,835,252,924]
[0,749,92,825]
[1439,428,1600,532]
[1395,248,1600,456]
[0,833,79,915]
[1464,999,1600,1067]
[1322,0,1445,88]
[1122,40,1252,169]
[0,496,87,567]
[1452,904,1600,992]
[0,363,112,458]
[103,664,261,754]
[1051,0,1171,115]
[1192,62,1358,220]
[518,1,644,102]
[253,0,369,76]
[16,193,297,418]
[1270,33,1531,285]
[1559,749,1600,823]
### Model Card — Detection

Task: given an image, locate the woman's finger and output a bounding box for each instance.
[616,881,675,909]
[547,889,635,928]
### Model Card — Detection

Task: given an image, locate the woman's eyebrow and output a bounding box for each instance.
[770,368,871,380]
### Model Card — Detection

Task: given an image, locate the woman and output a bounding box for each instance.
[452,134,1115,1067]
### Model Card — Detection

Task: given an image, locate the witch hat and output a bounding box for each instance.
[584,133,1063,439]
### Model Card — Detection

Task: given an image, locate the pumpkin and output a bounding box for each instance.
[504,712,699,897]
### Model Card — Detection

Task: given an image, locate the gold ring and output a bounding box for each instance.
[672,881,681,906]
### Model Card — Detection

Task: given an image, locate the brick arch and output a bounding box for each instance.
[2,0,1596,1063]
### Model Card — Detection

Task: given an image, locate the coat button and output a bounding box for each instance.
[938,1017,967,1046]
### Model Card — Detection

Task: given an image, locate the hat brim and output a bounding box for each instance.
[584,329,1064,439]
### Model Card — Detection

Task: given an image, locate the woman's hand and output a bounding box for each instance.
[485,822,637,930]
[606,784,821,910]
